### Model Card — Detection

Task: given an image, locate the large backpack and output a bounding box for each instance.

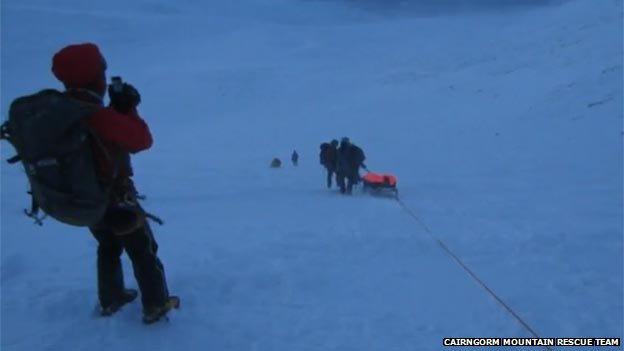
[352,145,365,166]
[1,89,109,226]
[319,143,330,165]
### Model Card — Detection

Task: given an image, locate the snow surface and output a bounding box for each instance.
[1,0,622,350]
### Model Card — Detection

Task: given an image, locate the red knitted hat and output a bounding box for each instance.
[51,43,107,88]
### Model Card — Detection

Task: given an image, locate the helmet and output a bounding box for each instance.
[340,137,351,146]
[330,139,339,147]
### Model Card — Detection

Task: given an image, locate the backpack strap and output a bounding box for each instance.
[145,211,164,225]
[24,191,47,225]
[0,121,10,140]
[2,120,45,225]
[6,155,21,164]
[21,158,61,225]
[1,121,21,164]
[87,128,121,180]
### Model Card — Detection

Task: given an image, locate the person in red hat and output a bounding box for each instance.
[51,43,175,323]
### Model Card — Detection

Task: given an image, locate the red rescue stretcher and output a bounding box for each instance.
[361,172,398,196]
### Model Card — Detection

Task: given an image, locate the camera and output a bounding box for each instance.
[110,76,123,94]
[108,76,140,114]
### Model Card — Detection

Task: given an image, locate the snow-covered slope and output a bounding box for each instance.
[1,0,622,350]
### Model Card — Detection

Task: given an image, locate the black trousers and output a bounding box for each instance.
[326,168,336,188]
[90,214,169,311]
[337,172,358,194]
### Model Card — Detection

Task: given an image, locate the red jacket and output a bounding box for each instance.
[68,90,152,182]
[89,106,152,181]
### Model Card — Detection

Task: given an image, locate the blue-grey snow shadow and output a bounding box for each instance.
[308,0,570,16]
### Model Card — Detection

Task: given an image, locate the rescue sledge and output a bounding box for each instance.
[361,172,398,196]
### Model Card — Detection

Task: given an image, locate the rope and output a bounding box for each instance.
[394,196,553,351]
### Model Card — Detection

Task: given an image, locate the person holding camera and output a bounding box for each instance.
[51,43,176,323]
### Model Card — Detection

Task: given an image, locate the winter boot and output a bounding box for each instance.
[101,288,138,316]
[142,296,180,324]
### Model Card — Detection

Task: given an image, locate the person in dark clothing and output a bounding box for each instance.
[51,43,173,322]
[319,139,339,188]
[291,150,299,166]
[90,206,168,316]
[336,137,366,195]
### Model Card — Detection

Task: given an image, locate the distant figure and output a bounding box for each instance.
[336,137,366,195]
[270,158,282,168]
[291,150,299,166]
[319,139,339,188]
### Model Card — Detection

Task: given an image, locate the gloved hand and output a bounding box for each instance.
[109,82,141,114]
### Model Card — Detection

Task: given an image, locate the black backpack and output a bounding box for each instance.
[351,145,366,165]
[1,89,110,226]
[319,143,330,164]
